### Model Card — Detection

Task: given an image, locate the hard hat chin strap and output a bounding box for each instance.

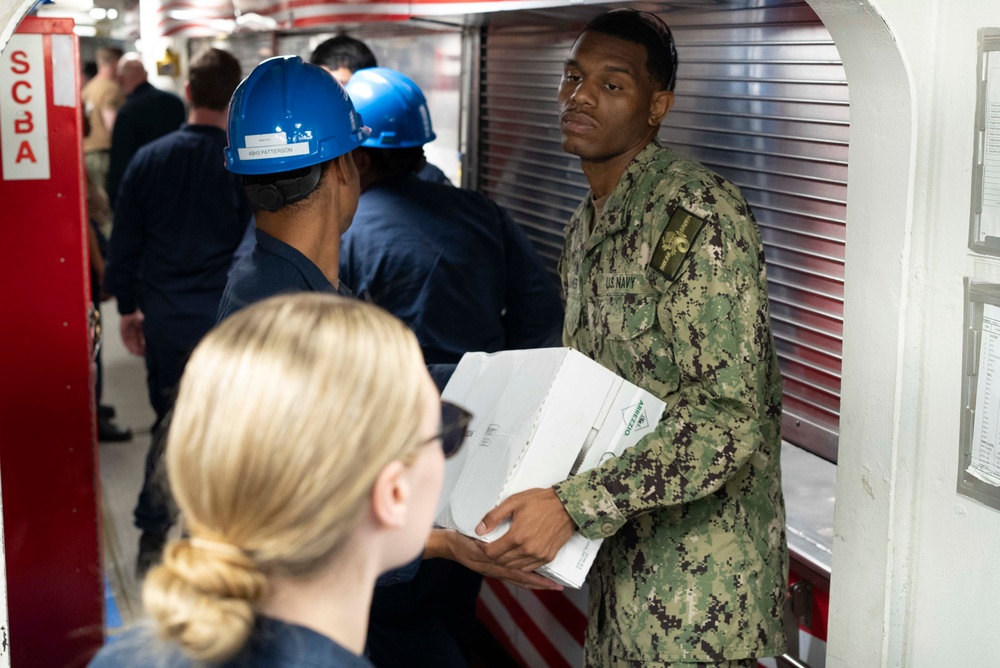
[244,163,324,212]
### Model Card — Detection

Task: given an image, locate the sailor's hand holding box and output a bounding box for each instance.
[474,486,577,572]
[435,347,666,587]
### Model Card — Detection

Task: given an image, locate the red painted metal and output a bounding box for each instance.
[0,17,103,667]
[487,579,572,668]
[790,567,831,643]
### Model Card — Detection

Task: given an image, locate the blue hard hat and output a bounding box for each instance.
[345,68,436,149]
[225,56,371,175]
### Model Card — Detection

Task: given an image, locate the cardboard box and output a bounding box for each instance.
[436,348,666,588]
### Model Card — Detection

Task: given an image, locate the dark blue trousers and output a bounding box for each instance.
[133,338,189,534]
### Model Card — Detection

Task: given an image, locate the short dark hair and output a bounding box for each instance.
[361,146,426,180]
[188,48,242,111]
[310,35,378,73]
[582,9,677,91]
[95,47,123,67]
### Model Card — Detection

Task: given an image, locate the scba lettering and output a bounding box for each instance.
[15,111,33,134]
[2,35,50,180]
[10,51,36,164]
[14,109,35,163]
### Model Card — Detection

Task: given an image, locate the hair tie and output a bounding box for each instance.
[189,536,248,560]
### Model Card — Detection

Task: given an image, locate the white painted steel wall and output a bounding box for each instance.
[810,0,1000,666]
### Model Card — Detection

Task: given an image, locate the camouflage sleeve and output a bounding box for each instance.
[557,229,579,351]
[554,178,773,540]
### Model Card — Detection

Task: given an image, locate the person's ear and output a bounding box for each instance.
[331,153,353,184]
[352,149,372,178]
[183,81,192,104]
[649,90,674,127]
[370,460,410,530]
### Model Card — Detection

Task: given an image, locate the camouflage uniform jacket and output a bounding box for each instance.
[552,140,788,665]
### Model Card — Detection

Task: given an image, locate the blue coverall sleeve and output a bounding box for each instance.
[106,111,139,208]
[105,160,146,315]
[498,207,564,348]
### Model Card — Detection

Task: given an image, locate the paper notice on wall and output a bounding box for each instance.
[970,303,1000,486]
[977,49,1000,241]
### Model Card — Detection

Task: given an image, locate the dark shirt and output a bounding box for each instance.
[106,124,253,349]
[217,228,349,322]
[88,615,373,667]
[216,229,429,587]
[417,161,452,186]
[106,81,185,206]
[340,173,563,365]
[226,163,452,274]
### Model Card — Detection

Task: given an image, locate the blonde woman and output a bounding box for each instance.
[89,293,471,667]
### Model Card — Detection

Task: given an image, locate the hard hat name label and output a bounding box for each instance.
[237,143,310,161]
[245,131,288,147]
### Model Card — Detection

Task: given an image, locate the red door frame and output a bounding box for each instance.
[0,16,103,667]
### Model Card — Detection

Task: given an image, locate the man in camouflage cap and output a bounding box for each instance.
[476,9,788,666]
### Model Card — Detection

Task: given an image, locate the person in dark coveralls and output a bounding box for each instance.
[105,52,185,206]
[104,48,252,577]
[310,37,452,186]
[473,10,789,667]
[216,55,367,320]
[89,293,460,668]
[342,68,564,667]
[310,33,378,85]
[219,55,558,603]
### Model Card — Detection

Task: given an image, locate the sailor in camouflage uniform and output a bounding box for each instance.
[477,10,787,667]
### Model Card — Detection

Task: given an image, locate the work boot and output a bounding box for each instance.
[136,531,167,579]
[98,417,133,442]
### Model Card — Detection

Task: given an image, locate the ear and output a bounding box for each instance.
[184,81,192,103]
[370,460,410,530]
[648,90,675,127]
[352,149,373,178]
[331,153,354,184]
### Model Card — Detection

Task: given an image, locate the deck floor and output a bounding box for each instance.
[97,302,179,630]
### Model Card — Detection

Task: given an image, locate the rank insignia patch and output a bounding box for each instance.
[648,207,707,282]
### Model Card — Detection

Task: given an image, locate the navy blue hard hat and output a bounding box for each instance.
[225,56,370,175]
[345,67,436,149]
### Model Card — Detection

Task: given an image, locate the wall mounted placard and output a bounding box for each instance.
[959,279,1000,510]
[970,29,1000,255]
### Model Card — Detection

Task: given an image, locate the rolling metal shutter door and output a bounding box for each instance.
[476,0,847,462]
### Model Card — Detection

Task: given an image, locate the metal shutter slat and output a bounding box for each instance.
[478,0,846,462]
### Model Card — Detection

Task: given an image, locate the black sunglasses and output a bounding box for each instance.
[425,401,473,459]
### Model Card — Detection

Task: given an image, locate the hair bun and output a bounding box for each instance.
[142,539,268,663]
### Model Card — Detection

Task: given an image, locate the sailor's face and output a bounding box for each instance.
[558,31,663,163]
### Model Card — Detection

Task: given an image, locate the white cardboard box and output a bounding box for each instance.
[435,348,666,588]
